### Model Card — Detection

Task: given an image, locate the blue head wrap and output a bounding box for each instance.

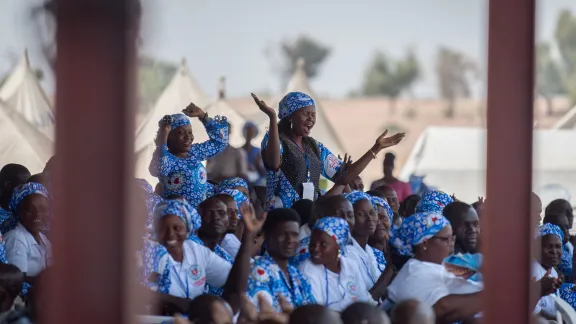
[242,121,259,137]
[391,211,451,256]
[218,178,248,194]
[219,189,248,219]
[345,191,373,206]
[371,196,393,222]
[154,199,201,235]
[278,92,315,120]
[536,223,564,241]
[313,217,350,256]
[415,190,453,213]
[170,113,191,131]
[9,182,49,213]
[135,179,163,229]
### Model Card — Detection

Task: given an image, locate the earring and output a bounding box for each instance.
[337,249,341,262]
[290,120,293,129]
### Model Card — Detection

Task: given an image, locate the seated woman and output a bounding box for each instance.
[149,103,229,208]
[5,182,51,284]
[345,192,386,289]
[543,211,573,282]
[387,212,483,323]
[214,189,249,258]
[142,199,263,314]
[299,217,375,311]
[533,224,564,320]
[368,196,392,257]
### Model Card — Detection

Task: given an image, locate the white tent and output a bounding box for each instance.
[0,50,55,141]
[0,101,53,174]
[277,58,345,155]
[553,105,576,130]
[134,59,209,185]
[399,126,576,204]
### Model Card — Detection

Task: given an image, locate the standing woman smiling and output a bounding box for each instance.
[252,92,405,209]
[149,103,229,208]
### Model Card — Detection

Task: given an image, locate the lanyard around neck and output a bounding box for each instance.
[172,264,190,299]
[324,266,345,307]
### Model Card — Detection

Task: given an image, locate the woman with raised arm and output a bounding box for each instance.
[149,103,229,208]
[252,92,405,210]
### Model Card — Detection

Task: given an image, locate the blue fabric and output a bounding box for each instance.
[150,116,228,208]
[141,239,171,293]
[345,191,373,206]
[560,283,576,310]
[218,189,248,219]
[278,92,315,120]
[188,235,233,296]
[372,247,387,272]
[154,200,201,236]
[170,113,191,130]
[247,253,316,311]
[560,244,573,280]
[313,217,350,256]
[414,190,453,213]
[371,196,392,223]
[136,179,163,233]
[0,208,13,235]
[444,253,483,282]
[391,212,451,256]
[9,182,49,213]
[536,223,564,241]
[261,133,342,210]
[218,178,248,194]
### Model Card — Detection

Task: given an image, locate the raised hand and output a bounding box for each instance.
[241,202,267,234]
[158,115,173,130]
[251,93,276,119]
[374,130,406,151]
[182,102,205,118]
[539,268,562,297]
[338,154,353,167]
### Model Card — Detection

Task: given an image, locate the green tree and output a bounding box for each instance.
[138,56,177,111]
[361,49,421,113]
[435,47,478,118]
[555,9,576,104]
[536,42,565,115]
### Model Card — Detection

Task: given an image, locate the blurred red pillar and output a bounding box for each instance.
[45,1,139,323]
[484,0,535,323]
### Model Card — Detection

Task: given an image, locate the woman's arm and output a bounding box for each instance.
[149,116,175,177]
[252,93,281,171]
[183,104,229,161]
[433,292,483,324]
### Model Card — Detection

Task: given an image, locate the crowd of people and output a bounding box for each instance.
[0,91,573,323]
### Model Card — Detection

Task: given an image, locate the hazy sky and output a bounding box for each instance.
[1,0,575,98]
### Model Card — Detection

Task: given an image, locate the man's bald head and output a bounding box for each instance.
[391,299,435,324]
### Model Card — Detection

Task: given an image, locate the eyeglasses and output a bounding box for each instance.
[431,235,456,244]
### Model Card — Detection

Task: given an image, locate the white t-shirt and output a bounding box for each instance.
[299,256,376,312]
[154,240,232,299]
[299,224,311,241]
[345,238,383,288]
[5,223,52,276]
[532,260,558,316]
[387,259,483,307]
[221,233,241,258]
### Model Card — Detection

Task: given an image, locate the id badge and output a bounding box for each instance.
[302,182,315,200]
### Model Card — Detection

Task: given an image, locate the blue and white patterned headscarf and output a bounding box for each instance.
[154,199,201,235]
[219,189,248,219]
[278,92,315,120]
[371,196,393,222]
[170,113,191,130]
[9,182,49,213]
[391,212,451,256]
[415,190,453,213]
[312,217,350,256]
[345,191,373,206]
[536,223,564,241]
[218,177,248,194]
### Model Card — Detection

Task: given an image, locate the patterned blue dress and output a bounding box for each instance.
[247,253,316,311]
[0,207,17,235]
[149,117,228,208]
[261,133,342,210]
[187,235,233,296]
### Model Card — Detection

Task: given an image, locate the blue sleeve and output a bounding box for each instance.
[316,141,343,181]
[190,116,229,161]
[299,275,317,304]
[261,132,283,165]
[149,145,176,177]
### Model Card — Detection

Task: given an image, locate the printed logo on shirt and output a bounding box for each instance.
[197,167,207,185]
[269,196,283,209]
[165,173,185,190]
[324,154,340,178]
[253,267,269,282]
[189,265,202,280]
[346,281,357,295]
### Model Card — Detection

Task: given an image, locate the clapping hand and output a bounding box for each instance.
[537,268,563,297]
[335,154,354,185]
[251,93,276,119]
[374,130,405,151]
[241,202,267,235]
[182,102,205,118]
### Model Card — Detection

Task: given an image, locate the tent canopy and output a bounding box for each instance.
[0,101,53,174]
[0,50,55,141]
[400,126,576,204]
[553,105,576,130]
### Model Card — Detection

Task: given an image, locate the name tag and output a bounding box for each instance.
[302,182,314,200]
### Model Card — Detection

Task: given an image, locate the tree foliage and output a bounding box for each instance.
[536,42,565,115]
[138,56,177,111]
[361,49,421,112]
[435,47,478,118]
[554,9,576,106]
